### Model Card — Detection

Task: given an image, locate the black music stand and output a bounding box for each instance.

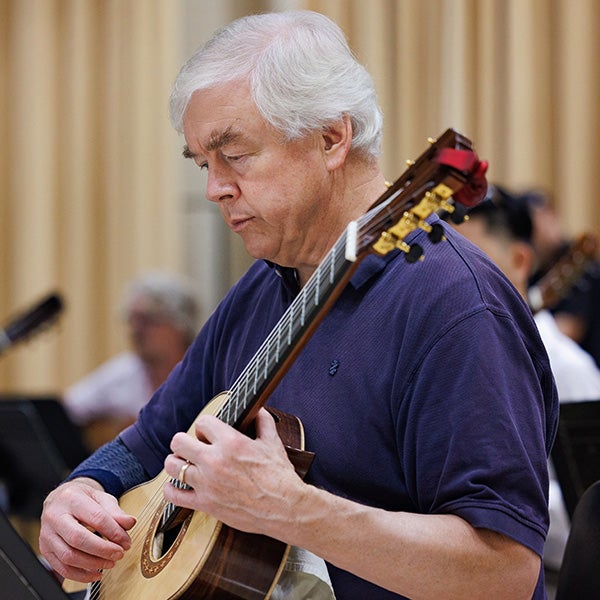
[551,399,600,519]
[0,507,72,600]
[0,396,89,518]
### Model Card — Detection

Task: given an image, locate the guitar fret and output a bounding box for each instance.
[253,360,258,394]
[224,240,350,425]
[276,327,281,362]
[264,338,271,379]
[300,292,306,326]
[221,399,230,425]
[330,245,336,283]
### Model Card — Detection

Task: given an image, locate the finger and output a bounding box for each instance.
[40,519,123,581]
[60,514,128,561]
[73,490,135,550]
[94,492,137,532]
[43,549,105,584]
[162,478,197,510]
[169,430,200,459]
[164,454,194,487]
[47,528,122,573]
[255,407,279,441]
[56,486,134,552]
[192,414,236,445]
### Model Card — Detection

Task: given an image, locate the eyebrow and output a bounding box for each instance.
[182,145,195,159]
[182,126,242,159]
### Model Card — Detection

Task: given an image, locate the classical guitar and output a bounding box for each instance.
[0,292,64,357]
[527,232,599,313]
[75,129,487,600]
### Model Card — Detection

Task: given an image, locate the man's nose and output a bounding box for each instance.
[205,161,238,204]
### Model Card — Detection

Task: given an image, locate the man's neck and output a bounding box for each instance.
[295,167,388,287]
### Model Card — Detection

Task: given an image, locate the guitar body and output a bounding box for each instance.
[85,394,311,600]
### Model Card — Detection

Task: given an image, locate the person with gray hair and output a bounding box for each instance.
[63,271,201,448]
[41,11,555,600]
[119,270,200,347]
[169,10,383,159]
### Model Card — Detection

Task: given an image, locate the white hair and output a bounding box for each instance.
[120,271,201,345]
[169,10,383,158]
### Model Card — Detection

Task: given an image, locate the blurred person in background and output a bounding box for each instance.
[63,271,201,449]
[448,185,600,573]
[527,191,600,368]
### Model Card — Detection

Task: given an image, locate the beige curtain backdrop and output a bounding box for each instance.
[1,0,599,396]
[0,0,182,393]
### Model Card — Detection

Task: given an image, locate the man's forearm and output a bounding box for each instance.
[285,485,540,600]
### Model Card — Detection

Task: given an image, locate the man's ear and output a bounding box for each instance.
[512,241,535,283]
[322,115,352,171]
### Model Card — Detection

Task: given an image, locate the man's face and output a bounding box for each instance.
[182,81,336,270]
[456,217,529,296]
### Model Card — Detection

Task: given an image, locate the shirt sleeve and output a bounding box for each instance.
[65,436,149,497]
[397,307,556,557]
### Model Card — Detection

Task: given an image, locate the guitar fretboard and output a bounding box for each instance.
[218,223,356,429]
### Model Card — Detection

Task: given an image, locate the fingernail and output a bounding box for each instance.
[111,549,124,561]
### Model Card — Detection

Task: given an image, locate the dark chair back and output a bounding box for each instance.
[551,399,600,518]
[555,479,600,599]
[0,508,71,599]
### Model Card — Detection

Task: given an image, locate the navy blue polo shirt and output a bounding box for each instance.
[119,219,557,599]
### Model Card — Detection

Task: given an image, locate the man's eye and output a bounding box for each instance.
[199,162,208,170]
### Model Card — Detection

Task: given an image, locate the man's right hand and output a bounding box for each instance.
[39,478,136,583]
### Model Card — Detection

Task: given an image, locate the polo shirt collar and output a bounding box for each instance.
[264,250,399,297]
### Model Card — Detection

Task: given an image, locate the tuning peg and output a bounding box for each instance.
[427,223,445,244]
[427,137,437,145]
[449,204,470,224]
[406,159,415,167]
[404,244,424,263]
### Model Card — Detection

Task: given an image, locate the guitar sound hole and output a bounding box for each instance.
[152,505,193,561]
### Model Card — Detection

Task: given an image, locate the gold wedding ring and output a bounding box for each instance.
[178,460,191,485]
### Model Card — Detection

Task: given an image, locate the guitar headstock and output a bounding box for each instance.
[528,232,599,312]
[356,129,488,263]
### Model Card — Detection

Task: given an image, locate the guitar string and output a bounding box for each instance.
[88,182,443,596]
[89,474,188,599]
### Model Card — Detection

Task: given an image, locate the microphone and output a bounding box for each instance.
[0,292,64,356]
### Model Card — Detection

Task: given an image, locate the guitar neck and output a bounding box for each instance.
[528,232,599,313]
[221,227,360,432]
